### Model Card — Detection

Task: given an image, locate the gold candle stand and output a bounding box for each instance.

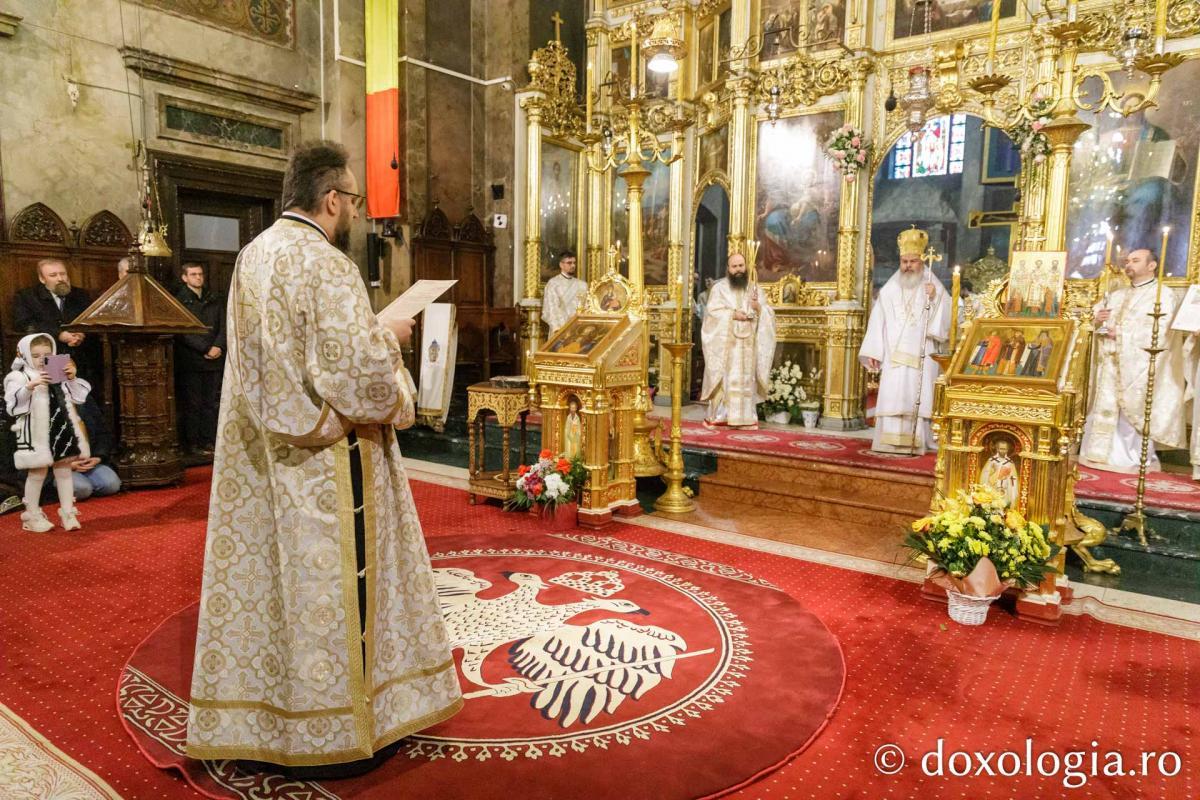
[654,341,695,514]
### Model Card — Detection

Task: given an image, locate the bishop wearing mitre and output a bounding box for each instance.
[859,228,950,454]
[187,142,462,773]
[1081,247,1187,473]
[541,250,587,334]
[701,251,777,428]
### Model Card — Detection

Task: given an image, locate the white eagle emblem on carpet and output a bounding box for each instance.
[434,567,703,727]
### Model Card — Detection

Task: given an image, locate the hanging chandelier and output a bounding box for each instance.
[899,0,937,132]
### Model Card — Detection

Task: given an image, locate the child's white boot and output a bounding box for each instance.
[59,508,81,532]
[22,509,55,533]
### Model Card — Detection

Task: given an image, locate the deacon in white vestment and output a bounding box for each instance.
[859,228,950,454]
[700,253,777,428]
[1081,247,1187,473]
[541,251,587,335]
[187,142,462,770]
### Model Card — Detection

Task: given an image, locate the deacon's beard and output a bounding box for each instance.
[51,282,71,297]
[728,272,748,289]
[333,208,353,253]
[897,268,923,290]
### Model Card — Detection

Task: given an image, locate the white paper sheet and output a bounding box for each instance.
[377,279,457,323]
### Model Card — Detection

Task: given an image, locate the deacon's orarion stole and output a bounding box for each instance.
[366,0,401,219]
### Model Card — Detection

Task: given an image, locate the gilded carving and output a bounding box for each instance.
[527,41,584,140]
[947,400,1054,423]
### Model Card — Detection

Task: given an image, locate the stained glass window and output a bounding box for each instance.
[889,114,967,179]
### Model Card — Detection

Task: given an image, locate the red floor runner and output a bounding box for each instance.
[1,469,1197,799]
[657,416,1200,512]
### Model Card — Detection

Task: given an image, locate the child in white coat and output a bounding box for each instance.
[4,333,91,532]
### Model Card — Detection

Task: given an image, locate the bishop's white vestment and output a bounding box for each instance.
[859,273,950,454]
[1080,281,1186,473]
[700,278,777,427]
[186,217,462,766]
[541,272,587,334]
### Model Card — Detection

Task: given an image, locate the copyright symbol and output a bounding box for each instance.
[874,743,905,775]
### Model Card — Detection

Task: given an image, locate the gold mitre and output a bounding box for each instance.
[897,226,928,258]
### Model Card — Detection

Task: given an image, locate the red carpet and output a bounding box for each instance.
[655,415,1200,513]
[120,533,845,799]
[0,468,1197,799]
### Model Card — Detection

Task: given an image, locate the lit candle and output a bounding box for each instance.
[1154,0,1167,53]
[986,0,1003,72]
[1103,226,1114,268]
[586,62,594,133]
[1067,0,1077,23]
[1157,225,1170,305]
[950,265,961,354]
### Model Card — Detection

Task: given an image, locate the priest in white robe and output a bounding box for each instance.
[700,252,777,428]
[1081,247,1187,473]
[859,228,950,454]
[541,250,587,334]
[187,142,462,772]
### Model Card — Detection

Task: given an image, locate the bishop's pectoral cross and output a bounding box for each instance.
[551,11,564,43]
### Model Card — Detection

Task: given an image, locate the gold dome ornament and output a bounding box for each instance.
[897,227,929,259]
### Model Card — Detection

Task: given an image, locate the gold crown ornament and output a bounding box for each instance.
[897,226,928,258]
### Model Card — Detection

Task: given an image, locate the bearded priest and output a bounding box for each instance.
[859,228,950,454]
[186,141,462,774]
[700,252,777,429]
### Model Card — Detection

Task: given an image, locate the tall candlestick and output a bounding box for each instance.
[950,265,961,355]
[986,0,1003,69]
[1157,226,1170,305]
[1103,227,1114,268]
[586,62,594,133]
[1154,0,1167,53]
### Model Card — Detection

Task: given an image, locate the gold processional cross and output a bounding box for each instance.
[551,11,564,43]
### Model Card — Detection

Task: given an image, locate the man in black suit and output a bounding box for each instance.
[174,262,226,457]
[12,258,98,385]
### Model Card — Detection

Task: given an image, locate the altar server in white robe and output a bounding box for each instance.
[859,228,950,454]
[187,142,461,771]
[700,252,777,428]
[541,250,587,335]
[1081,247,1187,473]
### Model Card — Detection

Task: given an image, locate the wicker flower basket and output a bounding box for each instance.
[945,590,999,626]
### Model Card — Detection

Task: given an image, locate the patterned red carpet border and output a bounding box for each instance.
[0,468,1197,799]
[651,416,1200,513]
[119,533,845,800]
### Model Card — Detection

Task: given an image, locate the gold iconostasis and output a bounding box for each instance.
[514,0,1200,428]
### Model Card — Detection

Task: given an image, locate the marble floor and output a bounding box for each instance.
[406,457,1200,641]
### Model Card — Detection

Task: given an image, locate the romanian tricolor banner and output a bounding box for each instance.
[365,0,401,219]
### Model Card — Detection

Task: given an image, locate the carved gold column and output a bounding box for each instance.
[664,124,688,391]
[1016,31,1059,249]
[820,58,870,429]
[1041,22,1090,252]
[727,74,754,249]
[520,90,546,375]
[585,20,608,281]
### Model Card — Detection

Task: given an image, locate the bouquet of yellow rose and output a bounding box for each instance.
[906,484,1058,596]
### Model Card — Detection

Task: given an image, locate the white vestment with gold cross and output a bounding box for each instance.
[859,271,949,454]
[186,217,462,765]
[700,278,777,427]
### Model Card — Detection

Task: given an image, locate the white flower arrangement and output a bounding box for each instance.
[824,124,873,182]
[761,360,809,420]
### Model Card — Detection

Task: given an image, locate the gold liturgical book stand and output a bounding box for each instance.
[928,314,1087,624]
[531,271,646,527]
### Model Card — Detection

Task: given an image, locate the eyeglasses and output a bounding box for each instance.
[331,188,365,210]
